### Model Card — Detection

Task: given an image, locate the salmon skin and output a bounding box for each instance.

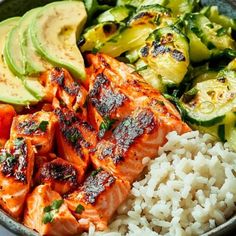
[55,108,97,173]
[40,68,88,119]
[36,158,84,195]
[24,184,80,236]
[0,138,34,219]
[87,53,190,182]
[10,111,57,155]
[65,169,130,231]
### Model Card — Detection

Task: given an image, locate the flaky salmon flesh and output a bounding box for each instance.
[24,184,80,236]
[10,111,57,155]
[0,138,34,219]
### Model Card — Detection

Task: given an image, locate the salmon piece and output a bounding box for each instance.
[24,184,80,236]
[65,169,130,231]
[91,107,167,182]
[87,69,135,133]
[35,158,84,195]
[0,138,34,219]
[0,104,16,144]
[10,111,57,155]
[87,54,190,182]
[40,68,88,119]
[55,108,97,173]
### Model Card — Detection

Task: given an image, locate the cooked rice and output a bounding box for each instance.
[83,131,236,236]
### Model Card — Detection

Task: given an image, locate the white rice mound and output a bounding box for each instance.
[84,131,236,236]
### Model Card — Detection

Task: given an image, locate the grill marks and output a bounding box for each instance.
[89,73,127,118]
[82,170,115,204]
[113,109,155,152]
[51,67,81,96]
[97,109,156,164]
[37,158,83,195]
[55,108,93,155]
[55,108,97,172]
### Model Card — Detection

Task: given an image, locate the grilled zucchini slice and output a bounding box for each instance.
[98,4,172,57]
[97,6,135,23]
[79,22,121,52]
[180,70,236,126]
[166,0,200,16]
[185,13,235,51]
[201,6,236,30]
[135,59,164,91]
[139,26,189,85]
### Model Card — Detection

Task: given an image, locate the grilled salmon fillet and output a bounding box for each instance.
[0,138,34,219]
[40,68,88,119]
[65,169,130,231]
[87,54,190,182]
[55,108,97,173]
[36,158,84,195]
[0,104,16,147]
[10,111,57,155]
[24,184,80,236]
[87,54,189,136]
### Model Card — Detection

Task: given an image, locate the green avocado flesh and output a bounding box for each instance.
[4,25,25,76]
[31,1,87,80]
[0,18,39,105]
[20,8,52,75]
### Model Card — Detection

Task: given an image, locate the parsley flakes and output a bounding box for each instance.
[42,199,64,224]
[75,204,85,214]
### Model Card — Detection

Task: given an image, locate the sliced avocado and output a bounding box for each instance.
[0,18,38,105]
[20,8,51,75]
[4,24,25,76]
[31,1,87,80]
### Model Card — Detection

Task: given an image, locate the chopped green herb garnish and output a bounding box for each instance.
[39,121,49,132]
[14,137,24,147]
[68,130,81,144]
[63,174,73,180]
[216,27,227,37]
[42,212,54,224]
[206,23,214,28]
[133,65,148,73]
[51,199,64,210]
[91,167,103,177]
[75,204,85,214]
[43,206,52,213]
[182,88,199,103]
[99,117,116,131]
[42,199,64,224]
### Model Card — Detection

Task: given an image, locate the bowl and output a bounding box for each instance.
[0,0,235,235]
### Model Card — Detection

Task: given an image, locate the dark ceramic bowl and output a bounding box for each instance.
[0,0,235,235]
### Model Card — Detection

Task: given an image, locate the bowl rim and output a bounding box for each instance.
[0,0,235,235]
